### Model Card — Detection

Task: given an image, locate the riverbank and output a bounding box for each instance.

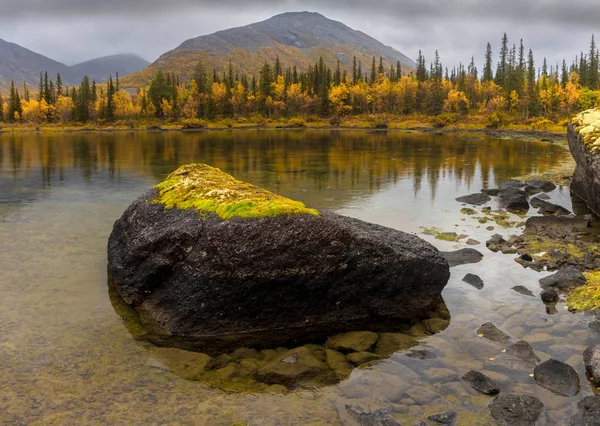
[0,115,568,142]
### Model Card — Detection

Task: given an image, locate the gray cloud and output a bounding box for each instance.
[0,0,597,70]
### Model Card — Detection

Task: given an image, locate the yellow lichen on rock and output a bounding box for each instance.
[153,163,320,220]
[573,109,600,153]
[566,270,600,311]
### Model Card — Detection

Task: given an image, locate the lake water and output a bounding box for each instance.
[0,130,593,425]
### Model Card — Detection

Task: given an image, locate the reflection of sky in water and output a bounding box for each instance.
[0,131,589,425]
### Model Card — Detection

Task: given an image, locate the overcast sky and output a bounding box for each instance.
[1,0,598,72]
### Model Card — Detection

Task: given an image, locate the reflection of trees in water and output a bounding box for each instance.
[0,131,568,206]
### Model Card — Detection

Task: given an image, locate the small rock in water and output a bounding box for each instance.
[533,359,580,397]
[523,185,543,196]
[498,187,530,213]
[489,394,544,426]
[539,268,587,291]
[457,234,469,240]
[536,193,551,200]
[427,410,458,425]
[461,370,501,395]
[526,180,557,192]
[589,321,600,335]
[443,248,484,267]
[405,348,437,360]
[540,288,559,304]
[456,193,491,206]
[477,323,511,344]
[342,404,401,426]
[512,286,535,297]
[569,396,600,426]
[466,239,480,246]
[462,273,484,290]
[486,226,495,231]
[529,197,546,208]
[584,345,600,385]
[506,341,540,365]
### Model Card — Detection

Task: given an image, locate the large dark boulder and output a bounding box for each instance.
[108,164,451,351]
[533,359,580,397]
[568,112,600,216]
[584,345,600,385]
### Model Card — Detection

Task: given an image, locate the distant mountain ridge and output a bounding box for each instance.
[0,38,149,90]
[122,11,415,88]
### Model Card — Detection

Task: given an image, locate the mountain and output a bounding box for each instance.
[0,38,70,88]
[0,38,148,91]
[69,54,150,83]
[121,11,415,88]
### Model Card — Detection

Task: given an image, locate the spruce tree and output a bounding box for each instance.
[370,56,376,84]
[588,35,599,89]
[483,42,493,82]
[56,73,63,97]
[495,33,509,85]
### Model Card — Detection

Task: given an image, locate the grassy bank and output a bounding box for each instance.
[0,114,568,137]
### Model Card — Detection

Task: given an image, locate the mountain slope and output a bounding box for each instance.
[0,39,148,90]
[0,38,71,88]
[69,54,150,83]
[122,12,415,88]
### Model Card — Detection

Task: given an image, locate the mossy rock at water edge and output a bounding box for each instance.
[153,163,320,220]
[108,163,451,351]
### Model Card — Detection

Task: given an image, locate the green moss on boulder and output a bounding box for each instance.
[153,163,320,220]
[573,109,600,153]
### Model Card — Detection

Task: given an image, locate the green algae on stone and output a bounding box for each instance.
[153,163,320,220]
[566,270,600,311]
[421,227,459,242]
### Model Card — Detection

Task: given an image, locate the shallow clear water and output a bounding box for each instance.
[0,130,593,425]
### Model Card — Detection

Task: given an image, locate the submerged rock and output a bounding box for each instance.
[512,286,535,297]
[477,323,510,344]
[569,112,600,216]
[443,248,484,267]
[107,164,451,350]
[326,331,379,353]
[506,341,540,365]
[257,346,330,385]
[427,411,458,425]
[341,404,401,426]
[569,396,600,426]
[373,333,418,357]
[461,370,501,395]
[462,273,484,289]
[489,394,544,426]
[533,359,580,397]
